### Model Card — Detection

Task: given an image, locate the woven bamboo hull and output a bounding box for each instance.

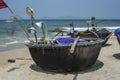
[26,39,104,72]
[96,30,112,44]
[75,33,111,45]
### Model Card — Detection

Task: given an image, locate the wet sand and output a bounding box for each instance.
[0,35,120,80]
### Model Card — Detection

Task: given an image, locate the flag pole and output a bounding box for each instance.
[7,6,14,14]
[6,5,34,43]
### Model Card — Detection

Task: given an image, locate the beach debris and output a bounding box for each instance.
[16,58,32,60]
[8,59,16,63]
[7,67,19,72]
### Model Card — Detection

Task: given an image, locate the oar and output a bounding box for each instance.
[26,7,34,27]
[3,2,34,43]
[70,36,80,54]
[89,30,100,38]
[26,7,38,43]
[12,14,34,43]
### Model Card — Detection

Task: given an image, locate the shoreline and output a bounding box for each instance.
[0,35,120,80]
[0,43,26,52]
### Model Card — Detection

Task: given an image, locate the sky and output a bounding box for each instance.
[0,0,120,19]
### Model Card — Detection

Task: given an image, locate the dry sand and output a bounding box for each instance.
[0,35,120,80]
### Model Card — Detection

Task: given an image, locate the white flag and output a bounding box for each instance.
[35,22,43,28]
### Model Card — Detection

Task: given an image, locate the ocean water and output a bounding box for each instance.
[0,19,120,51]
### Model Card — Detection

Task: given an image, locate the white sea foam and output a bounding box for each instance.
[99,26,120,30]
[63,26,120,32]
[5,20,13,23]
[63,27,94,31]
[0,45,7,48]
[5,41,18,45]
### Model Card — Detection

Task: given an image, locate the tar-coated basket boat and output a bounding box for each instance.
[96,28,112,44]
[73,28,112,45]
[25,38,104,72]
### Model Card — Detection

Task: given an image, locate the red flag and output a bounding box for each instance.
[0,0,8,9]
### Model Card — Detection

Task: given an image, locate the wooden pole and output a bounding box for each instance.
[41,23,46,40]
[7,6,34,43]
[70,36,80,54]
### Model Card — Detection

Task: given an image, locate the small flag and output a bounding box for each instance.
[0,0,8,9]
[35,22,43,28]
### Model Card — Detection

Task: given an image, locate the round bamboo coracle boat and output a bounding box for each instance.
[70,28,112,45]
[67,17,112,45]
[26,38,104,72]
[95,28,112,44]
[8,7,105,72]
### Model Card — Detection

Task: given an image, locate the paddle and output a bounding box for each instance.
[26,7,38,43]
[70,36,80,54]
[26,7,34,27]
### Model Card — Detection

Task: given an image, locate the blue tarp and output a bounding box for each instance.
[55,37,86,44]
[114,28,120,39]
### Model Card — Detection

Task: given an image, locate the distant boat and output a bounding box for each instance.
[67,20,112,45]
[114,28,120,45]
[48,23,112,45]
[73,28,112,45]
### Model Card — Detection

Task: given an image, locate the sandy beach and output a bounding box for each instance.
[0,35,120,80]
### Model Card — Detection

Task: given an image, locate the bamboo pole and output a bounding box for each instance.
[7,6,34,43]
[70,36,80,54]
